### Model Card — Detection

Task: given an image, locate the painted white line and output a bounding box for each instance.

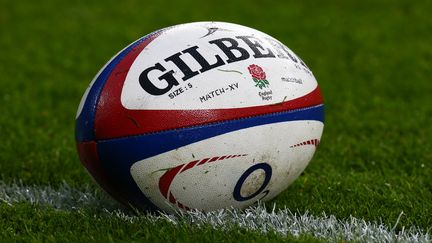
[0,181,118,210]
[0,181,430,242]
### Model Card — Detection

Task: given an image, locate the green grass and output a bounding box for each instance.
[1,0,431,241]
[1,204,324,242]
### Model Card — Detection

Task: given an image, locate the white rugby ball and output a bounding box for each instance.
[75,21,324,212]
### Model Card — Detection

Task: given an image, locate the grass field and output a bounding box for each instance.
[1,0,431,241]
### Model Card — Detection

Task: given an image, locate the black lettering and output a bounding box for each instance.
[217,88,225,95]
[265,38,310,69]
[182,46,225,73]
[228,82,238,90]
[139,63,179,96]
[165,52,199,81]
[236,36,275,58]
[264,37,298,63]
[209,37,250,63]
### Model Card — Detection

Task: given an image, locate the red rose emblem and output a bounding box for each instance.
[248,64,266,80]
[247,64,270,89]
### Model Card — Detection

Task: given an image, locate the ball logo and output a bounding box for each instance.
[156,154,276,210]
[248,64,269,89]
[233,163,272,202]
[137,35,309,97]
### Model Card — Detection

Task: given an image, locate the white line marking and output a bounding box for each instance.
[0,181,430,242]
[0,181,118,210]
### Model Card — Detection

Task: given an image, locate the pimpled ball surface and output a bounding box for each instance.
[75,22,324,212]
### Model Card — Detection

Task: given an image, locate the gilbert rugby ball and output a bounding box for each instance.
[75,22,324,212]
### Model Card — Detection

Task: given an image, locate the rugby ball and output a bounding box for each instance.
[75,21,324,212]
